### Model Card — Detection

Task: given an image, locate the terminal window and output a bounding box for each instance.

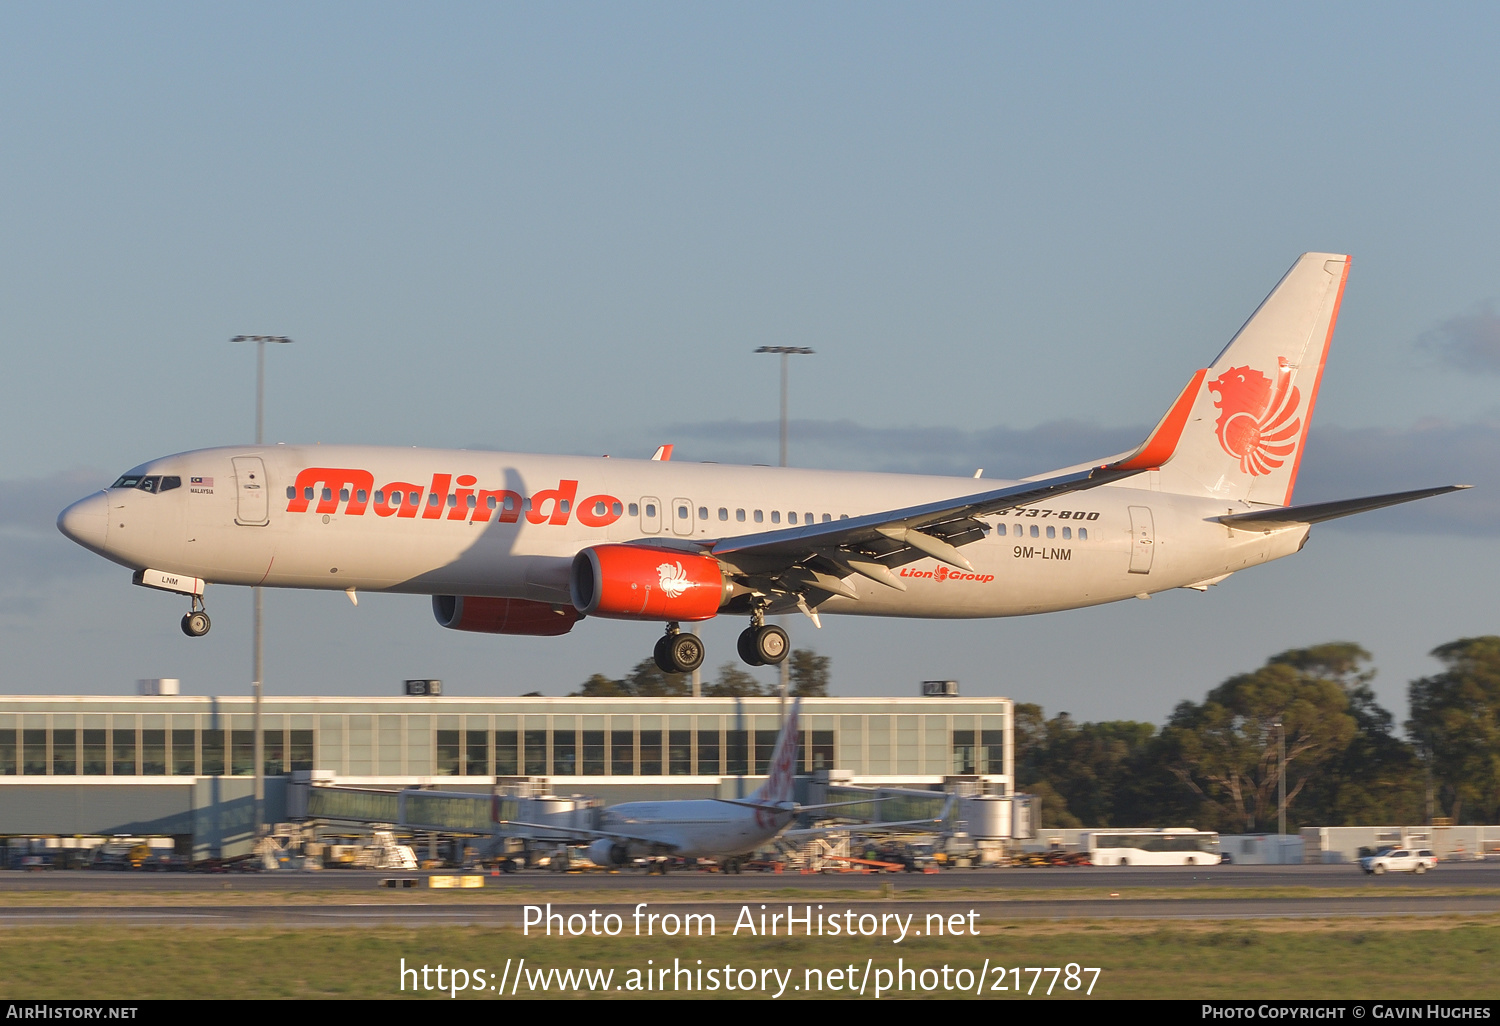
[639,730,662,775]
[810,730,834,771]
[112,728,136,775]
[523,730,547,776]
[261,730,284,776]
[611,731,634,775]
[952,730,976,775]
[52,729,76,775]
[0,730,13,775]
[697,728,720,775]
[552,730,577,775]
[142,730,166,775]
[668,730,691,775]
[201,729,225,776]
[494,730,518,776]
[726,730,748,775]
[231,730,254,776]
[464,730,489,776]
[981,730,1005,774]
[581,731,605,775]
[290,730,314,772]
[435,730,460,775]
[754,730,778,774]
[172,730,195,775]
[83,730,108,775]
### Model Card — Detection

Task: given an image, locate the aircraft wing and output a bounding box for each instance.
[696,374,1201,607]
[493,818,672,849]
[1216,485,1471,529]
[704,463,1145,603]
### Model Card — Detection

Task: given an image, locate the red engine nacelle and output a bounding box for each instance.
[432,595,582,636]
[569,545,729,621]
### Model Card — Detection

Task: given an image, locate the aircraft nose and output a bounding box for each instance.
[57,492,109,553]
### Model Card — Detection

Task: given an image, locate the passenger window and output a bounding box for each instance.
[698,507,708,520]
[840,514,848,519]
[1030,525,1039,538]
[593,500,607,516]
[159,477,181,492]
[322,488,333,502]
[645,504,656,518]
[718,508,728,521]
[629,503,640,516]
[771,511,781,524]
[304,487,315,501]
[286,486,296,500]
[997,524,1006,537]
[1046,526,1055,539]
[341,488,351,502]
[409,491,421,507]
[356,489,368,503]
[428,493,440,507]
[375,490,385,504]
[822,513,831,522]
[737,509,746,522]
[486,495,497,509]
[612,502,623,516]
[788,512,797,525]
[804,512,813,523]
[447,494,457,507]
[677,505,688,519]
[1079,528,1088,541]
[1062,527,1071,539]
[754,510,764,523]
[560,500,570,513]
[467,494,477,508]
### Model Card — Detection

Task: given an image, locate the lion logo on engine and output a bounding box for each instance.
[656,561,691,598]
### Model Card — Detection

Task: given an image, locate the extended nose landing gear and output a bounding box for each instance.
[652,623,706,675]
[180,595,211,638]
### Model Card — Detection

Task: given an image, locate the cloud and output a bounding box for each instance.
[1417,302,1500,374]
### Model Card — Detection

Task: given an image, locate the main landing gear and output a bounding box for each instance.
[651,611,791,674]
[653,624,706,675]
[180,595,211,638]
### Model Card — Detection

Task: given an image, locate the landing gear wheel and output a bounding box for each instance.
[665,632,705,674]
[737,627,766,666]
[751,624,789,665]
[181,611,211,637]
[653,634,674,674]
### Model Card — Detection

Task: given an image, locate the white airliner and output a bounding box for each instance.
[58,253,1465,673]
[494,698,941,870]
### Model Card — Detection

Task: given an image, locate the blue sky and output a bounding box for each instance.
[3,3,1497,723]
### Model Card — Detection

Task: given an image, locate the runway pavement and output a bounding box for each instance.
[1,863,1497,925]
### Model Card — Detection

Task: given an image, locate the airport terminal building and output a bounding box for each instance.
[0,693,1014,860]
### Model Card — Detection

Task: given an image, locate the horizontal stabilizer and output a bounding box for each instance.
[1216,485,1470,528]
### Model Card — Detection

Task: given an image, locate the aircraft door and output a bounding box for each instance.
[232,457,270,526]
[1128,505,1154,574]
[639,496,661,535]
[671,497,694,536]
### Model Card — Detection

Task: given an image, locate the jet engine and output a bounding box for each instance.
[587,838,631,868]
[569,545,730,621]
[431,596,582,636]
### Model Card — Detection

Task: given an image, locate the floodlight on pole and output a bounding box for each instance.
[231,334,294,841]
[753,346,814,468]
[754,346,814,711]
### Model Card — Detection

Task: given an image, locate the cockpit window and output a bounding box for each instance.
[110,475,179,493]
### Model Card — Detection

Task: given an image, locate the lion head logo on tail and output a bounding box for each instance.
[1208,357,1302,476]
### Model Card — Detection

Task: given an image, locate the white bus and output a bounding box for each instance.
[1085,828,1221,866]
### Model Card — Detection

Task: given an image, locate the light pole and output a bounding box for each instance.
[1274,718,1287,837]
[754,346,814,707]
[231,335,294,840]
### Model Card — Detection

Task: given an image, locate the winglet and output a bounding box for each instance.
[1105,368,1207,472]
[651,444,674,461]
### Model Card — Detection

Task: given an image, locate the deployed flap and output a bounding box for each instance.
[1216,485,1470,528]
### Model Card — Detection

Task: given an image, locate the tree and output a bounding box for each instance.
[1282,644,1424,826]
[788,649,831,696]
[703,663,766,697]
[1159,651,1357,832]
[569,660,689,697]
[1407,636,1500,824]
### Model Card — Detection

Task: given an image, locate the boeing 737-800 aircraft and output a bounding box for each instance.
[58,253,1465,673]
